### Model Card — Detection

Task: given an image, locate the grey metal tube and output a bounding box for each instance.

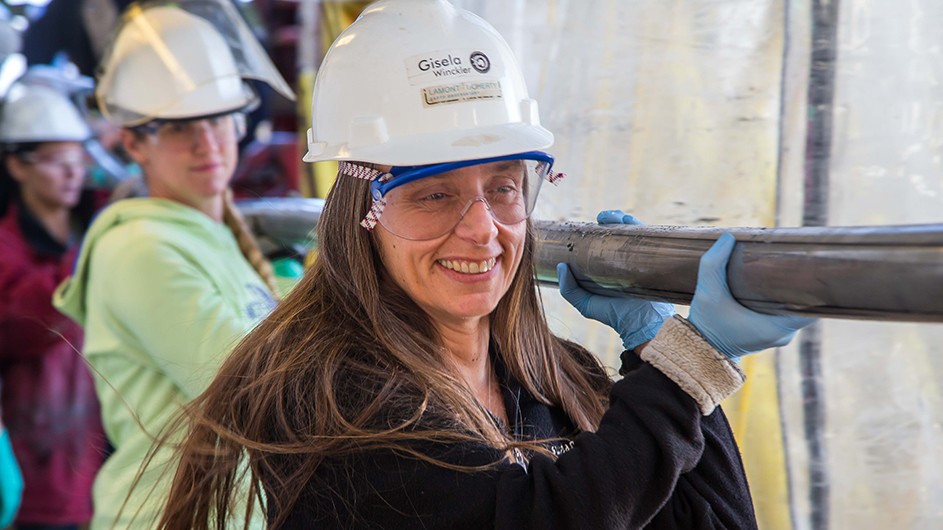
[237,197,325,250]
[237,199,943,323]
[535,221,943,322]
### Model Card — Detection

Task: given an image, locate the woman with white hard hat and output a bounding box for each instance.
[52,0,295,527]
[158,0,813,528]
[0,80,107,530]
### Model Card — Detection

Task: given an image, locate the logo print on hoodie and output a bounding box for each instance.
[245,284,276,320]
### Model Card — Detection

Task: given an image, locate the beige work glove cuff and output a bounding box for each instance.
[640,315,746,415]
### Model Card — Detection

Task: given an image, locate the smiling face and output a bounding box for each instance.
[373,161,528,329]
[122,114,239,215]
[7,142,87,212]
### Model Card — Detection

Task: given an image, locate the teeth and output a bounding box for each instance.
[439,257,496,274]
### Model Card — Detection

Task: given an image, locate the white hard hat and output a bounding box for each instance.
[0,18,21,59]
[96,0,294,126]
[303,0,553,166]
[0,84,91,143]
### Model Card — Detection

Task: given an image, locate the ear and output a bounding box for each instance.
[5,154,28,184]
[120,128,149,166]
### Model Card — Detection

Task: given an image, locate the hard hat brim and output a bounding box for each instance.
[304,122,553,166]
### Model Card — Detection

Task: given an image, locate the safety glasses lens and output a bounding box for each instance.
[377,158,548,240]
[142,113,242,148]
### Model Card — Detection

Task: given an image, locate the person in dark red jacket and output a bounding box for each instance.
[0,81,107,530]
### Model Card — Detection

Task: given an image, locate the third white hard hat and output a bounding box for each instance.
[0,84,91,144]
[304,0,553,166]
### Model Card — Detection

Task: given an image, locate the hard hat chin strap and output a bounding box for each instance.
[338,161,393,231]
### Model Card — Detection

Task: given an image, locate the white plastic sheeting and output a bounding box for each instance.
[451,1,943,529]
[780,1,943,529]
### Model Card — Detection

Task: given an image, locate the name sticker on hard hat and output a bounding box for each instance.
[421,81,503,107]
[405,50,496,85]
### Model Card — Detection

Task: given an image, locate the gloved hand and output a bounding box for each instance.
[557,210,676,350]
[688,233,816,359]
[0,429,23,529]
[596,209,644,225]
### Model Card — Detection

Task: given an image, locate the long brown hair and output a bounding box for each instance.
[157,171,612,529]
[221,188,280,297]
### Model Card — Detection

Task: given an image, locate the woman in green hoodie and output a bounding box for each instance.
[53,1,295,528]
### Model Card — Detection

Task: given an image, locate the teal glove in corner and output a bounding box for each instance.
[0,429,23,529]
[557,210,676,350]
[688,233,816,359]
[272,257,305,279]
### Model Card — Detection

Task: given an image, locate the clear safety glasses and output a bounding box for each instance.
[135,112,246,150]
[340,152,565,241]
[20,152,91,173]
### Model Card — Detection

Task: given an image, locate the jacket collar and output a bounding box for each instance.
[15,200,68,257]
[490,344,579,443]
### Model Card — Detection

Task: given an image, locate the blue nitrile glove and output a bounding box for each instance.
[0,429,23,529]
[596,209,644,225]
[688,233,816,359]
[556,210,676,350]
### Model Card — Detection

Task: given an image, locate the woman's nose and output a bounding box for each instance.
[63,160,87,180]
[192,121,221,151]
[453,197,498,243]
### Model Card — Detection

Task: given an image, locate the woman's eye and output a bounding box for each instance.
[420,192,449,202]
[167,123,189,134]
[490,179,521,195]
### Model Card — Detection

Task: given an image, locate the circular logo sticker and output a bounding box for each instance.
[469,51,491,73]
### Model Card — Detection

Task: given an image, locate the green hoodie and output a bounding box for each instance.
[54,198,273,529]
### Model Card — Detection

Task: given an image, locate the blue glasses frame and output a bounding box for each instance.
[369,151,556,201]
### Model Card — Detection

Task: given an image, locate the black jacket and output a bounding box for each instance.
[276,350,757,529]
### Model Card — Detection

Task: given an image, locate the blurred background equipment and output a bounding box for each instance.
[4,0,942,528]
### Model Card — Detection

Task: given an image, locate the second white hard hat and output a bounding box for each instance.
[96,0,294,127]
[304,0,553,166]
